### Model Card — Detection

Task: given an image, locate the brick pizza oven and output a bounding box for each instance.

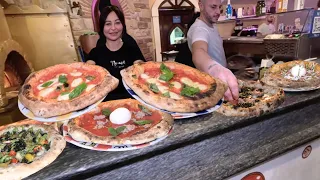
[0,3,33,112]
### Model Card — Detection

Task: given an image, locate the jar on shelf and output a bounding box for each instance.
[256,0,266,16]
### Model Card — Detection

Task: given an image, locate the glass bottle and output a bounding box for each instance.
[256,0,266,16]
[226,0,233,19]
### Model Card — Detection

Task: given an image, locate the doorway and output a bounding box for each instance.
[158,0,194,53]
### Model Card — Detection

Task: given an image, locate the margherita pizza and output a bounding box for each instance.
[67,99,173,145]
[217,80,285,116]
[19,62,119,117]
[0,120,66,180]
[120,62,227,113]
[261,60,320,89]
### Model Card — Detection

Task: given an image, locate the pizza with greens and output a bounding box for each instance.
[67,99,173,145]
[0,121,65,180]
[19,62,119,117]
[217,80,285,117]
[261,60,320,89]
[121,61,227,113]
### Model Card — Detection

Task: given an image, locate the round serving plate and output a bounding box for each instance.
[18,96,105,122]
[122,80,222,119]
[282,86,320,92]
[62,121,173,151]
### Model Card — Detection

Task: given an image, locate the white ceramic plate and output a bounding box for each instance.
[282,86,320,92]
[18,96,105,122]
[62,121,173,151]
[123,80,222,119]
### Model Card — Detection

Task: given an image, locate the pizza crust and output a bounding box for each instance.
[217,80,285,117]
[0,123,66,180]
[121,61,227,113]
[19,62,119,117]
[67,99,174,145]
[261,60,320,89]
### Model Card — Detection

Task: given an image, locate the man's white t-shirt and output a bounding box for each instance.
[187,19,227,67]
[258,23,276,36]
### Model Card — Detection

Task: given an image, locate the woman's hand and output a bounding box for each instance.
[86,60,96,65]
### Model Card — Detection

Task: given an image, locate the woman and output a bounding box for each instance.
[87,6,145,101]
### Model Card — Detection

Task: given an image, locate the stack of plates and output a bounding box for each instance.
[123,80,222,119]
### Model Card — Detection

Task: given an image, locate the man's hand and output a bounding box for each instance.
[86,60,96,65]
[208,63,239,103]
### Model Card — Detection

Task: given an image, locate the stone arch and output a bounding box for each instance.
[0,39,33,107]
[152,0,199,61]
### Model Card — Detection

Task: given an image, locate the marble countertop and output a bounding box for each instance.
[26,89,320,180]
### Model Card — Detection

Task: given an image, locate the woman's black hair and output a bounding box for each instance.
[98,5,127,43]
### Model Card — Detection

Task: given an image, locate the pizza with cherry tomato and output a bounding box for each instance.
[67,99,173,145]
[120,62,227,113]
[19,62,119,117]
[0,120,65,180]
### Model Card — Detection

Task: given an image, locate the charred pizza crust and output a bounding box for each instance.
[217,80,285,117]
[261,60,320,89]
[67,99,174,145]
[0,121,66,180]
[19,62,119,117]
[121,61,227,113]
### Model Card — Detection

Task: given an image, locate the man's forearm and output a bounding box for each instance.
[192,48,220,74]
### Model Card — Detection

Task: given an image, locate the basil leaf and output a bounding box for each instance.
[60,91,69,95]
[160,63,171,74]
[149,83,159,93]
[116,126,126,133]
[159,72,173,82]
[134,120,152,125]
[168,83,174,88]
[108,127,118,136]
[41,81,53,87]
[58,75,67,84]
[162,92,170,97]
[85,76,95,81]
[180,84,200,97]
[138,104,152,115]
[69,83,87,100]
[159,63,174,82]
[132,75,137,79]
[102,108,111,116]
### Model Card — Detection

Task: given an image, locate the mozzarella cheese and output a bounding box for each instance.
[180,77,207,90]
[169,92,182,99]
[70,72,82,77]
[37,77,58,90]
[86,84,96,92]
[158,84,169,93]
[171,81,182,89]
[39,87,55,97]
[140,73,150,79]
[110,108,132,125]
[57,93,69,101]
[291,65,306,77]
[146,78,158,84]
[71,78,83,87]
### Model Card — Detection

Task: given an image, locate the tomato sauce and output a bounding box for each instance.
[78,104,162,137]
[32,68,103,99]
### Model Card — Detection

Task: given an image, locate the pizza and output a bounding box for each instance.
[19,62,119,117]
[67,99,173,145]
[120,61,227,113]
[261,60,320,89]
[217,80,285,116]
[0,120,66,180]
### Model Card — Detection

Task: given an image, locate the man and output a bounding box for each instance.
[257,15,276,37]
[187,0,239,102]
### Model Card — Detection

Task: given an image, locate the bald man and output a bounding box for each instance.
[187,0,239,102]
